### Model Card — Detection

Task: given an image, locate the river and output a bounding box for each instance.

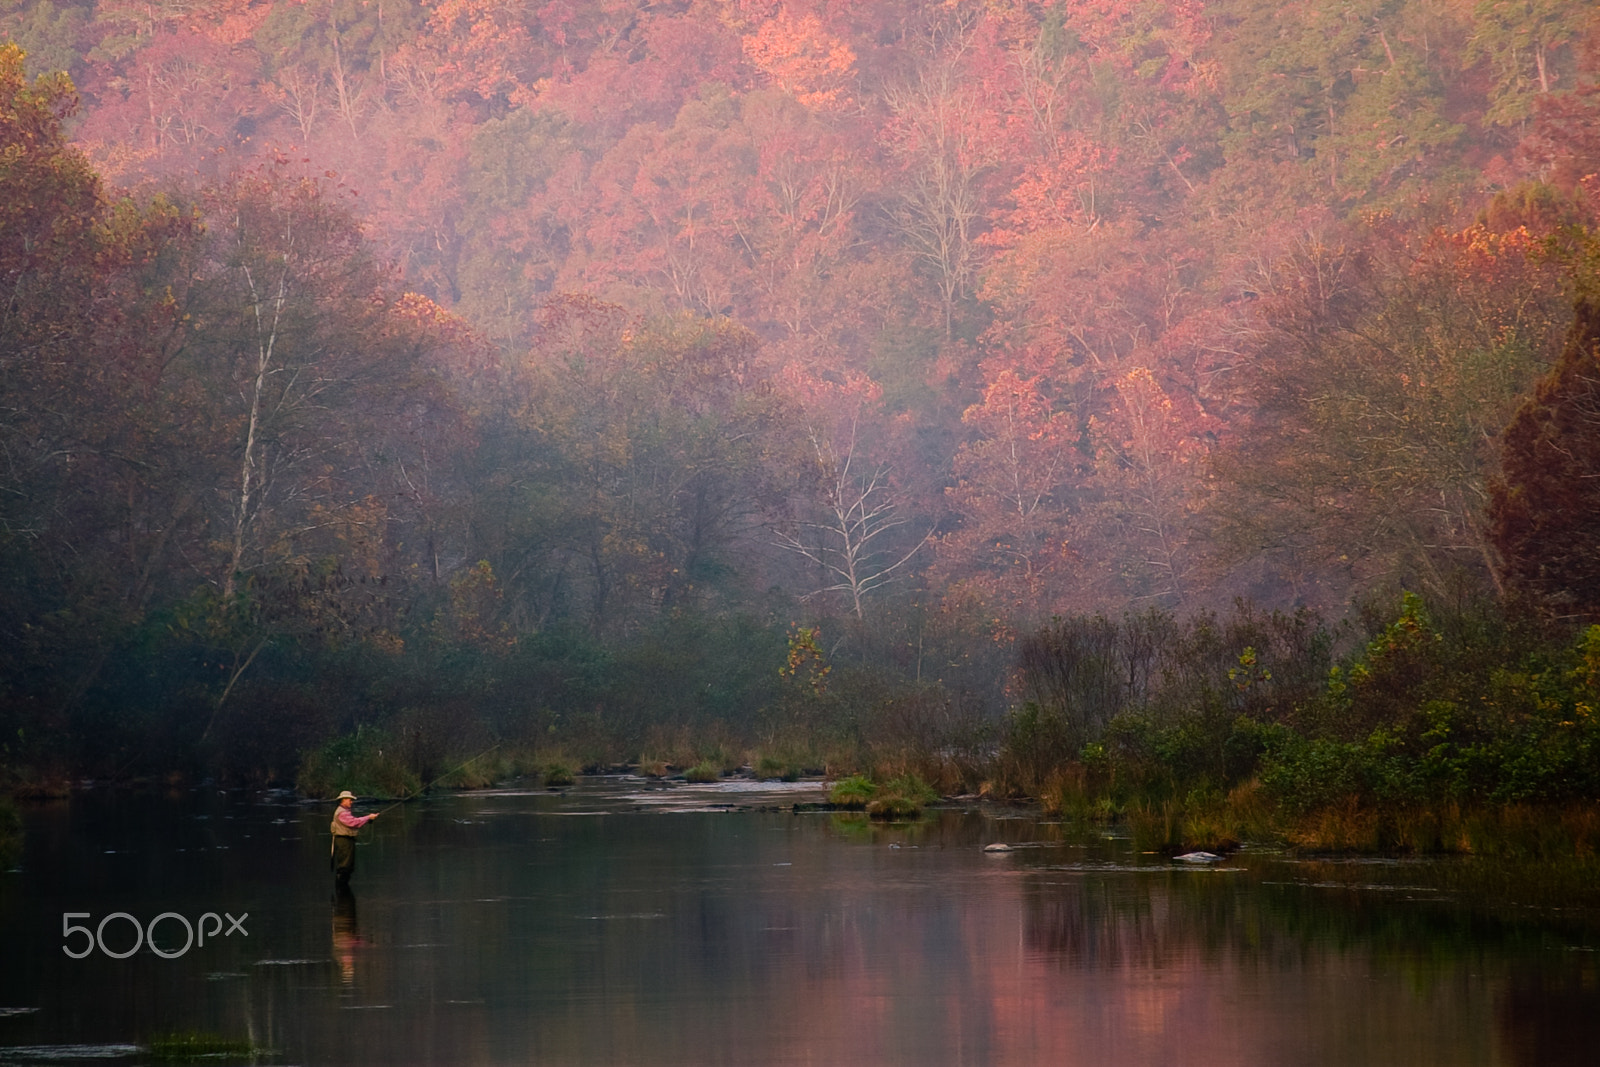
[2,777,1598,1065]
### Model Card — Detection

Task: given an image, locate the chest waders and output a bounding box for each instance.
[331,813,359,883]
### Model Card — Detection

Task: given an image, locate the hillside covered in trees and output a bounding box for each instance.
[3,0,1600,832]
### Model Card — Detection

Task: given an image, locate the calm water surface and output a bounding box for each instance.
[2,777,1599,1066]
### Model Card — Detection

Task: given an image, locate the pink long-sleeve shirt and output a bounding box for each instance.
[335,807,376,830]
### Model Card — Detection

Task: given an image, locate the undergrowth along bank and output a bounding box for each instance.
[12,590,1600,862]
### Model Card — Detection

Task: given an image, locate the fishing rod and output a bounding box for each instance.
[373,741,503,817]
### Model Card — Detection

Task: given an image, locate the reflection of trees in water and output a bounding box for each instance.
[1010,858,1600,1065]
[1498,967,1600,1067]
[1018,869,1301,973]
[1019,855,1600,979]
[1020,876,1160,967]
[24,791,1600,1064]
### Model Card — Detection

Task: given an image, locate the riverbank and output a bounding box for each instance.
[8,590,1600,866]
[16,759,1598,866]
[1040,779,1600,862]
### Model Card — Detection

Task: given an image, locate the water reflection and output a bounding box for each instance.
[332,884,361,985]
[1499,966,1600,1067]
[1,781,1599,1065]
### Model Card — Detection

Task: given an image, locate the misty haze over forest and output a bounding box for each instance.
[3,0,1600,797]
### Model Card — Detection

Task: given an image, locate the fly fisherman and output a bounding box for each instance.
[330,790,379,885]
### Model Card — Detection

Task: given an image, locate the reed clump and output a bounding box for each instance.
[754,745,823,781]
[754,754,799,781]
[826,773,938,819]
[866,793,922,819]
[146,1030,256,1062]
[829,775,875,810]
[636,726,704,780]
[684,762,720,783]
[668,741,740,783]
[540,754,577,787]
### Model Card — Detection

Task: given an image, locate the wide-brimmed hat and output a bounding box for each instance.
[337,790,357,800]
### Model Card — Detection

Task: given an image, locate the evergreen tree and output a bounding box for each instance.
[1490,299,1600,618]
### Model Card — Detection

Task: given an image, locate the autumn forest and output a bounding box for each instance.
[4,0,1600,841]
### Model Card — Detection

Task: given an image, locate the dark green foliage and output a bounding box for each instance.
[1013,592,1600,830]
[1259,593,1600,808]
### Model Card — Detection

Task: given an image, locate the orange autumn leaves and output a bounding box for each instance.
[740,8,855,111]
[937,354,1207,619]
[13,0,1597,632]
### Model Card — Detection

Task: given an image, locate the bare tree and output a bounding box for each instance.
[776,419,930,618]
[883,11,994,337]
[884,61,990,338]
[327,20,371,140]
[269,65,323,139]
[221,257,288,603]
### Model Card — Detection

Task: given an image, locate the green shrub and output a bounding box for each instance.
[684,762,720,783]
[864,773,938,820]
[542,757,577,787]
[829,775,876,809]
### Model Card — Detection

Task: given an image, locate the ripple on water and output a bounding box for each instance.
[0,1046,144,1062]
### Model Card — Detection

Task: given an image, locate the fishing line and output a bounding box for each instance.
[374,741,504,817]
